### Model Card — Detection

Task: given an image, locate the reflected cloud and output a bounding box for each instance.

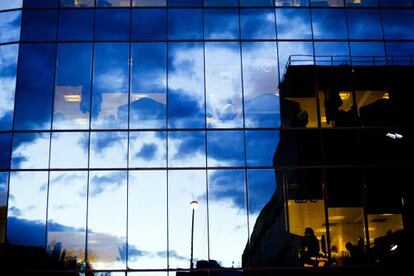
[89,171,127,197]
[11,133,50,169]
[209,170,245,210]
[0,10,21,43]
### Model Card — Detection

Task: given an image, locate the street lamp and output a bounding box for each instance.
[189,200,199,270]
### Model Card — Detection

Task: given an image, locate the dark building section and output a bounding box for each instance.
[244,63,414,271]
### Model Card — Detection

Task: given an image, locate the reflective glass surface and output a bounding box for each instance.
[246,130,279,167]
[276,9,312,39]
[347,9,383,40]
[382,10,414,40]
[88,171,127,269]
[168,9,203,40]
[47,171,87,264]
[311,9,347,39]
[240,9,276,40]
[133,0,166,6]
[168,0,202,7]
[7,171,48,247]
[61,0,94,7]
[14,44,56,130]
[95,9,130,40]
[168,131,206,167]
[207,130,245,167]
[50,132,89,169]
[58,9,94,41]
[53,43,92,129]
[168,42,205,128]
[0,0,22,10]
[128,171,167,268]
[0,172,8,243]
[23,0,58,8]
[0,10,21,43]
[204,0,238,6]
[11,132,50,169]
[240,0,274,6]
[0,44,19,130]
[20,10,58,41]
[205,42,243,128]
[131,9,167,40]
[92,43,129,129]
[204,9,239,40]
[96,0,130,7]
[129,131,166,168]
[90,131,128,168]
[0,133,12,169]
[130,43,166,129]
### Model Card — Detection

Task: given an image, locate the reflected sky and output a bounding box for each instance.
[129,131,166,168]
[90,132,128,168]
[0,10,21,43]
[0,0,22,10]
[50,132,89,169]
[0,44,18,130]
[11,132,50,169]
[0,172,8,207]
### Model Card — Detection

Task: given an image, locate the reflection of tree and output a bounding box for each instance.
[47,239,80,270]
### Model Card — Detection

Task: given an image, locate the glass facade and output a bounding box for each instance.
[0,0,413,274]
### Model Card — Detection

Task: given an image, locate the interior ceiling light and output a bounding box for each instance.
[386,133,403,140]
[64,94,81,102]
[339,92,351,101]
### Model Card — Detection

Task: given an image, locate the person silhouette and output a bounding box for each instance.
[301,227,320,266]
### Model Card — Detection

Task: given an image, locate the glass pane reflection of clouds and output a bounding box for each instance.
[168,42,205,128]
[0,10,21,43]
[130,43,166,129]
[0,133,12,169]
[311,9,347,40]
[208,170,247,268]
[242,42,279,128]
[205,42,243,128]
[11,132,50,169]
[246,130,279,167]
[54,43,92,130]
[50,132,89,169]
[88,171,127,270]
[204,9,239,40]
[240,9,276,40]
[0,44,19,131]
[128,171,167,269]
[47,171,87,264]
[92,43,129,129]
[90,132,128,169]
[247,170,276,235]
[7,171,48,247]
[58,9,94,41]
[133,0,166,6]
[0,172,8,243]
[129,131,166,168]
[96,0,131,7]
[207,131,245,167]
[0,0,22,10]
[168,170,208,269]
[168,131,206,168]
[60,0,94,7]
[276,8,312,39]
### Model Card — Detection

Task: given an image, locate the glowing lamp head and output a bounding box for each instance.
[189,200,199,210]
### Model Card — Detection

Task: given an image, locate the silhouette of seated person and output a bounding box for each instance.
[323,89,359,127]
[282,98,308,127]
[300,227,320,267]
[345,238,364,265]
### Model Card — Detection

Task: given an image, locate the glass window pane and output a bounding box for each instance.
[168,42,205,128]
[168,0,202,6]
[129,131,166,168]
[242,42,279,128]
[204,0,238,6]
[130,43,166,129]
[0,11,21,43]
[208,170,247,268]
[61,0,94,7]
[47,171,87,265]
[14,44,56,130]
[386,42,414,65]
[240,0,273,6]
[276,0,309,6]
[168,131,206,167]
[168,170,207,268]
[246,130,279,167]
[247,170,276,235]
[205,42,243,128]
[0,44,19,131]
[346,0,378,6]
[20,10,58,41]
[131,9,167,40]
[382,10,414,40]
[0,133,12,169]
[50,132,89,169]
[11,132,50,169]
[58,9,94,41]
[168,9,203,40]
[0,172,8,243]
[95,9,130,40]
[23,0,58,7]
[204,9,239,40]
[0,0,22,10]
[240,9,275,40]
[312,9,347,39]
[276,9,312,39]
[90,131,128,168]
[350,42,385,65]
[53,43,92,129]
[7,171,48,247]
[133,0,166,6]
[88,171,127,269]
[278,41,314,77]
[128,171,167,269]
[96,0,130,6]
[380,0,413,7]
[310,0,344,6]
[92,43,129,129]
[207,131,245,167]
[314,42,350,65]
[347,9,383,40]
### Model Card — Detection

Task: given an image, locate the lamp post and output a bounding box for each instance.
[189,200,199,270]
